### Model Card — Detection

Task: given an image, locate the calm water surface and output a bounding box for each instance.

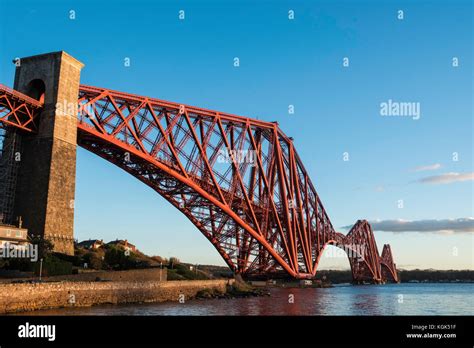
[16,283,474,316]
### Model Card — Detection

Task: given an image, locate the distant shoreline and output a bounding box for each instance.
[314,269,474,284]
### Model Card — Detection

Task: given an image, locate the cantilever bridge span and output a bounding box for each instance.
[0,54,398,283]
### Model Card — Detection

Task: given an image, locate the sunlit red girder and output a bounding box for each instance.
[344,220,383,283]
[76,84,337,279]
[0,83,399,281]
[321,220,386,284]
[380,244,399,283]
[0,84,42,132]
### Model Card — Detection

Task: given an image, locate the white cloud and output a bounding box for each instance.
[417,172,474,184]
[413,163,442,172]
[357,218,474,233]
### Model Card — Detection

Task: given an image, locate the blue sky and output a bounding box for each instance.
[0,0,472,270]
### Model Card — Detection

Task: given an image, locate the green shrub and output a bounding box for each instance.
[34,255,72,276]
[3,257,34,272]
[83,252,104,270]
[104,246,137,270]
[53,252,83,267]
[174,264,209,280]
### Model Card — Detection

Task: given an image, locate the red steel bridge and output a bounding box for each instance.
[0,82,399,283]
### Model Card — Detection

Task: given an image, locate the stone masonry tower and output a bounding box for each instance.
[12,52,83,255]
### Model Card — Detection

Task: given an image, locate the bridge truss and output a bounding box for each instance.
[0,83,398,283]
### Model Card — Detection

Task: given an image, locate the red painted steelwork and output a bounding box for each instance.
[0,83,399,282]
[0,84,42,132]
[381,244,399,283]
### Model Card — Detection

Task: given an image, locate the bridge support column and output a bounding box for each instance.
[12,51,83,255]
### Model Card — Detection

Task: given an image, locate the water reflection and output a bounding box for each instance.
[11,283,474,316]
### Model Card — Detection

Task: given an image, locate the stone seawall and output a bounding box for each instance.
[0,279,234,314]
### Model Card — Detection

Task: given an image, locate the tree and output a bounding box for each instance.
[83,252,104,270]
[104,246,137,270]
[29,235,54,259]
[169,257,180,269]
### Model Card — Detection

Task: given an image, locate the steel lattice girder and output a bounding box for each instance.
[0,83,399,281]
[0,84,42,132]
[380,244,399,282]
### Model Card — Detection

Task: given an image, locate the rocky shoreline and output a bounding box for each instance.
[196,281,271,299]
